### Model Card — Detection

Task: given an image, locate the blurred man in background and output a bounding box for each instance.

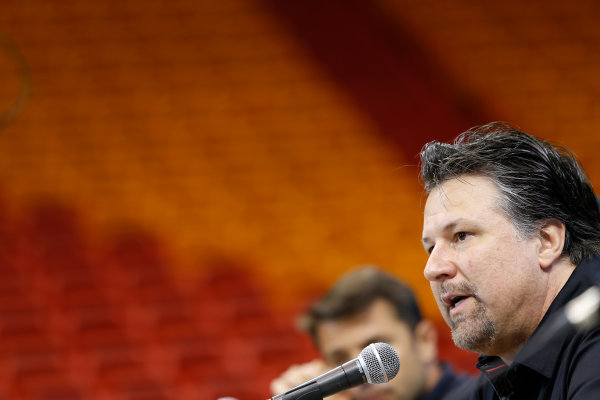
[270,266,472,400]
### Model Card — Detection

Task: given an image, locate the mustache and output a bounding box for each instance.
[351,384,394,400]
[438,281,479,301]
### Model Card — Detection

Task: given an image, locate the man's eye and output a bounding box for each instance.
[456,232,469,241]
[331,357,349,366]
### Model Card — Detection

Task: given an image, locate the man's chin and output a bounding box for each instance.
[353,386,394,400]
[451,322,495,353]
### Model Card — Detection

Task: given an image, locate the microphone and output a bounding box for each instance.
[537,285,600,341]
[563,285,600,330]
[271,342,400,400]
[517,285,600,363]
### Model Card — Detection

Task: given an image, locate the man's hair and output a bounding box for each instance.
[299,266,423,343]
[419,121,600,265]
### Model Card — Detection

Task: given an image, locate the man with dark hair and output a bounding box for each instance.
[419,122,600,399]
[270,266,471,400]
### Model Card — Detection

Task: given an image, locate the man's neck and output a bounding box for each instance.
[499,258,577,365]
[424,361,444,392]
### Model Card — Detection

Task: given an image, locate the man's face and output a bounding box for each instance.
[422,175,548,357]
[315,299,432,400]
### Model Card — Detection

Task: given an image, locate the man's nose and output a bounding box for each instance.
[424,246,458,282]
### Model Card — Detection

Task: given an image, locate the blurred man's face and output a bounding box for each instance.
[315,299,434,400]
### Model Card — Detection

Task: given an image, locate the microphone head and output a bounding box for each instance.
[358,343,400,384]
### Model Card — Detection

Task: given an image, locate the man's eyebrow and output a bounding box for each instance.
[361,336,389,349]
[422,221,464,245]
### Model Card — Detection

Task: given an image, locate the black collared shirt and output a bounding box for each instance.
[448,256,600,400]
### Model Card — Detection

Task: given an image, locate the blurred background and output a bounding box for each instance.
[0,0,599,399]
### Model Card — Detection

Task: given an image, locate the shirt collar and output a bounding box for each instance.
[479,256,600,378]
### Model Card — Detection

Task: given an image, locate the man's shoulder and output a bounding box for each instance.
[428,363,477,400]
[577,255,600,279]
[547,324,600,398]
[440,373,494,400]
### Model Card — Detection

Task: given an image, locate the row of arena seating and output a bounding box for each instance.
[0,202,318,400]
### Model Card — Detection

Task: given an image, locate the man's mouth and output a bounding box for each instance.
[450,295,469,308]
[442,293,472,309]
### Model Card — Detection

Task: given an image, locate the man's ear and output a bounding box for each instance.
[537,218,566,269]
[414,319,438,364]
